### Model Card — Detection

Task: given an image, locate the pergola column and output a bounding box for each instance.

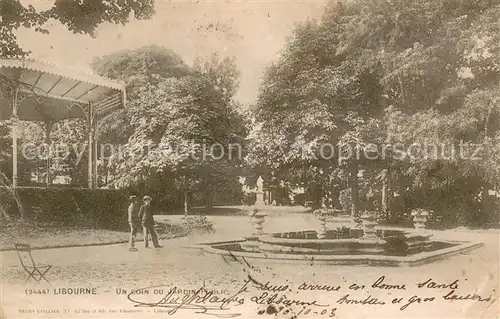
[93,116,99,188]
[87,102,94,189]
[11,88,19,188]
[11,119,18,187]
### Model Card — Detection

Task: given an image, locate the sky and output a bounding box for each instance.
[16,0,328,104]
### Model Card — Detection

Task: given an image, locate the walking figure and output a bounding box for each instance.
[128,195,140,251]
[138,196,162,248]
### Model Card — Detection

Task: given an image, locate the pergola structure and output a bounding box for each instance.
[0,59,126,188]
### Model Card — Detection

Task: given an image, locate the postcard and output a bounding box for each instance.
[1,0,499,318]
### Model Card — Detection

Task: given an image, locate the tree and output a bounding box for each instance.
[247,13,384,214]
[91,45,247,210]
[15,119,88,186]
[248,0,500,225]
[335,0,500,224]
[0,121,13,187]
[1,0,157,187]
[0,121,10,165]
[193,52,240,105]
[362,0,500,224]
[0,0,155,58]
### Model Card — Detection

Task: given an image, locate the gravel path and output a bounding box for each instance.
[1,213,498,318]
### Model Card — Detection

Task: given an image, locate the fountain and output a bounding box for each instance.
[403,208,434,253]
[251,209,267,235]
[357,211,386,253]
[412,208,430,230]
[313,209,331,239]
[240,177,268,252]
[241,207,268,252]
[196,204,483,267]
[360,211,379,240]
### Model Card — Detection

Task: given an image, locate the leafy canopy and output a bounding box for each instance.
[0,0,155,58]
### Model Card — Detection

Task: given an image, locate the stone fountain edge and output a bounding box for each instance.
[197,240,484,267]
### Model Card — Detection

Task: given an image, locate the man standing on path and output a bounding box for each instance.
[128,195,140,251]
[138,196,162,248]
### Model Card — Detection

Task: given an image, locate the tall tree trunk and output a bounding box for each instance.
[104,164,109,185]
[184,189,188,215]
[205,189,214,210]
[387,167,393,219]
[482,101,494,226]
[332,182,341,210]
[482,181,491,226]
[349,161,360,218]
[316,184,323,209]
[396,167,406,217]
[381,168,388,219]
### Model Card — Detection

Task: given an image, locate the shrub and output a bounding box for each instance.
[242,192,256,205]
[0,187,129,231]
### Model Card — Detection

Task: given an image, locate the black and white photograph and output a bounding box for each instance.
[0,0,499,318]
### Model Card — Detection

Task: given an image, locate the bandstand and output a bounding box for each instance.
[0,59,126,188]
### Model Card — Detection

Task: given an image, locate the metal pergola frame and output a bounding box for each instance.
[0,59,126,189]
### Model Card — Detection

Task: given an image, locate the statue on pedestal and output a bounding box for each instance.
[255,176,265,207]
[256,176,264,192]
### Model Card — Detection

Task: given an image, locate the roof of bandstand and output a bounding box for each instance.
[0,58,126,122]
[0,59,127,188]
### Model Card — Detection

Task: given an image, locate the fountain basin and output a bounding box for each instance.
[198,240,482,267]
[258,234,387,254]
[194,229,483,267]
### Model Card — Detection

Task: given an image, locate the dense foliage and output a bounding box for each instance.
[0,0,155,58]
[0,186,129,230]
[0,121,10,166]
[1,0,156,186]
[2,0,500,228]
[90,46,247,209]
[247,0,500,225]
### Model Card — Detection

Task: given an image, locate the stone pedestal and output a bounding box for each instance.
[316,213,328,239]
[357,212,386,253]
[405,209,432,253]
[413,215,428,230]
[255,191,265,207]
[411,209,430,230]
[351,216,363,229]
[360,213,379,240]
[405,233,434,253]
[314,209,335,239]
[251,211,267,236]
[241,236,260,252]
[241,209,267,252]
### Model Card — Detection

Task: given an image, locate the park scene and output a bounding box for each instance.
[0,0,499,318]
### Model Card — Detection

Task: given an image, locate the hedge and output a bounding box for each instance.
[0,187,129,231]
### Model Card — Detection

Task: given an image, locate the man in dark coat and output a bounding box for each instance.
[138,196,162,248]
[127,195,140,251]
